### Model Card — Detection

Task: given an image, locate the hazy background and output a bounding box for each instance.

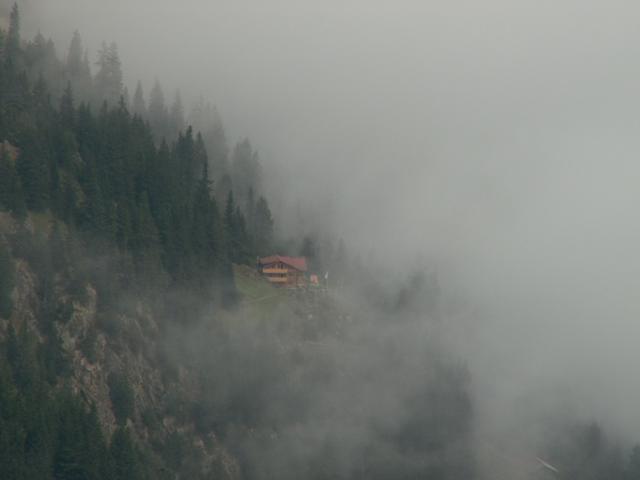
[17,0,640,446]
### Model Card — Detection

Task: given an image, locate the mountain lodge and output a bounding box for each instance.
[258,255,308,287]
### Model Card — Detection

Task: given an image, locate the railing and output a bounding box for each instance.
[262,268,289,274]
[265,276,288,283]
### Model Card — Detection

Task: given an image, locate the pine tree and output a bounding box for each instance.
[60,81,75,128]
[82,405,113,479]
[191,164,218,281]
[6,3,20,66]
[11,175,27,220]
[59,182,76,225]
[246,186,256,235]
[176,126,197,195]
[188,100,229,180]
[132,80,146,118]
[133,192,162,281]
[0,25,4,63]
[231,138,262,206]
[254,196,273,256]
[122,86,130,110]
[207,106,229,179]
[95,42,122,107]
[0,412,24,479]
[74,48,93,102]
[169,89,185,136]
[53,394,89,480]
[0,241,14,318]
[8,325,39,393]
[216,172,233,207]
[0,149,17,211]
[111,427,143,480]
[300,235,318,271]
[16,131,50,212]
[115,200,133,253]
[148,79,167,141]
[0,145,25,218]
[67,30,81,69]
[234,206,250,264]
[32,73,49,112]
[194,132,209,183]
[223,190,236,260]
[108,372,134,425]
[42,327,70,384]
[79,157,108,236]
[628,445,640,479]
[223,191,250,264]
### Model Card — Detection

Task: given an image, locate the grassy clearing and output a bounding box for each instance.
[233,264,286,315]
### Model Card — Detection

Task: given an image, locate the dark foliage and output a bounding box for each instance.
[0,239,14,318]
[0,5,275,311]
[0,324,153,479]
[108,372,135,425]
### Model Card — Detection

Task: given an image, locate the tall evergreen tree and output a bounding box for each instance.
[115,200,132,254]
[67,30,83,75]
[0,240,14,319]
[246,186,256,235]
[59,81,75,129]
[188,99,229,180]
[223,190,236,259]
[133,192,162,281]
[0,151,11,211]
[132,80,146,118]
[148,79,167,141]
[53,394,92,480]
[300,235,318,271]
[0,24,4,63]
[0,149,22,215]
[191,164,218,281]
[169,89,185,136]
[628,445,640,479]
[254,196,273,256]
[234,206,250,264]
[6,3,20,66]
[121,86,130,110]
[67,32,92,103]
[231,138,262,207]
[108,372,134,426]
[194,132,208,186]
[111,427,142,480]
[94,42,122,107]
[175,126,197,196]
[16,131,50,211]
[7,324,39,393]
[223,191,250,264]
[78,156,108,236]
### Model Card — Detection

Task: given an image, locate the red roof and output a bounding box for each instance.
[259,255,307,272]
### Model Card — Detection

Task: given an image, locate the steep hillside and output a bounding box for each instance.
[0,212,478,479]
[0,212,362,479]
[0,212,243,478]
[0,5,478,479]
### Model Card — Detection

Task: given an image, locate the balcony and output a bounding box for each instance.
[262,268,289,275]
[265,276,288,283]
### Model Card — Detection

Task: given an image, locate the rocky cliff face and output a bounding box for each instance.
[0,212,477,480]
[0,212,241,479]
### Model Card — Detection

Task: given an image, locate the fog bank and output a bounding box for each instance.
[15,0,640,448]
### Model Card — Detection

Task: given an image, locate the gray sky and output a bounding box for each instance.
[19,0,640,443]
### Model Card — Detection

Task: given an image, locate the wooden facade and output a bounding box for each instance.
[258,255,308,287]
